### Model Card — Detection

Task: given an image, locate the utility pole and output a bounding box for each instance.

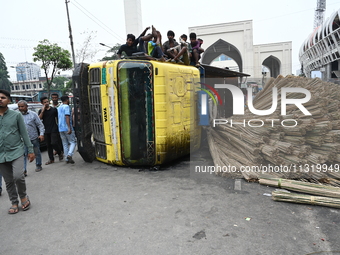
[65,0,76,68]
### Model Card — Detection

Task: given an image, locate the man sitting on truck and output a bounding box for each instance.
[190,32,204,67]
[162,30,179,60]
[147,26,166,61]
[165,34,191,65]
[117,27,151,59]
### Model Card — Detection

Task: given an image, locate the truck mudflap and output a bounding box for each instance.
[72,63,96,162]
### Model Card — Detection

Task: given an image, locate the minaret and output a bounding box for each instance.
[314,0,326,29]
[124,0,143,37]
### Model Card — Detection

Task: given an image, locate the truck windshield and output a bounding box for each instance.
[117,61,155,165]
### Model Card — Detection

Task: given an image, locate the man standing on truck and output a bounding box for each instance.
[58,95,77,164]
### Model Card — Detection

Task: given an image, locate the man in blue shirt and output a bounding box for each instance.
[58,95,77,164]
[0,89,35,214]
[18,100,45,174]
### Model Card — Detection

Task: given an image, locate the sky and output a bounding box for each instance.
[2,0,340,81]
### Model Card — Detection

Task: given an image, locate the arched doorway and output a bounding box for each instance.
[201,39,243,72]
[262,55,281,78]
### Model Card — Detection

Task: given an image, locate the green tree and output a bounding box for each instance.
[0,53,12,92]
[100,43,123,61]
[43,76,71,94]
[33,39,73,98]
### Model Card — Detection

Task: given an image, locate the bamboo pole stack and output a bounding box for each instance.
[207,76,340,186]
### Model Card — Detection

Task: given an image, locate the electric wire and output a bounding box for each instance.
[71,0,125,42]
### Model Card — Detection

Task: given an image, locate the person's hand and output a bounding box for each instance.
[27,153,35,163]
[67,129,72,135]
[39,135,44,142]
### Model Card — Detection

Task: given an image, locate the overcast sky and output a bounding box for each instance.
[2,0,340,80]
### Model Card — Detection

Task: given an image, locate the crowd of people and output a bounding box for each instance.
[0,89,76,214]
[117,26,204,67]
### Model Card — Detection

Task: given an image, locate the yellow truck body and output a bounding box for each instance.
[85,59,201,166]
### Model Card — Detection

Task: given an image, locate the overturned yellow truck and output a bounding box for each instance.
[72,59,248,166]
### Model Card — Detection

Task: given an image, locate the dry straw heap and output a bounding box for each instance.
[207,75,340,187]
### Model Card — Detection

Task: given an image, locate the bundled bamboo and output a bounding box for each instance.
[268,140,293,154]
[260,145,279,158]
[270,133,284,140]
[311,149,336,161]
[305,135,324,146]
[207,76,340,185]
[259,177,340,198]
[305,152,327,164]
[272,190,340,209]
[328,130,340,141]
[332,120,340,129]
[279,154,307,166]
[283,136,306,145]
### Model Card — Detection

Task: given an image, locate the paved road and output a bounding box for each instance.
[1,148,340,255]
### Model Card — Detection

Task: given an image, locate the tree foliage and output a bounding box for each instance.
[33,39,73,98]
[100,43,123,61]
[0,53,12,92]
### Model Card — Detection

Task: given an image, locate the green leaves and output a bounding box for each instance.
[100,43,123,61]
[0,52,12,91]
[33,39,73,97]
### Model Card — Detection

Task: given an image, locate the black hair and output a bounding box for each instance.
[51,93,59,98]
[61,95,69,102]
[0,89,10,99]
[181,34,187,39]
[189,32,197,40]
[167,30,175,37]
[126,34,136,41]
[40,96,48,103]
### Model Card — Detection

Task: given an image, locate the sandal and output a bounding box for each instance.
[22,196,31,211]
[45,160,54,165]
[8,204,19,214]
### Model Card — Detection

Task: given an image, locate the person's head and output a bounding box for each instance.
[126,34,136,46]
[189,32,197,43]
[40,96,49,108]
[61,95,69,104]
[198,38,203,45]
[180,34,187,42]
[18,100,28,114]
[51,93,59,104]
[167,30,175,40]
[0,89,10,109]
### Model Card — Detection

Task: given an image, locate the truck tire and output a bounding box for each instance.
[72,63,96,162]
